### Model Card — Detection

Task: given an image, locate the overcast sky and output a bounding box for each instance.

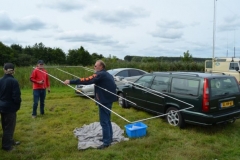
[0,0,240,60]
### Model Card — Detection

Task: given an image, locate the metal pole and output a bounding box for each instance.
[33,67,131,123]
[53,66,195,123]
[212,0,217,69]
[55,68,137,106]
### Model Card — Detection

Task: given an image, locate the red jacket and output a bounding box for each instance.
[30,68,50,89]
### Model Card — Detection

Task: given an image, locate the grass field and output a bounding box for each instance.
[1,87,240,160]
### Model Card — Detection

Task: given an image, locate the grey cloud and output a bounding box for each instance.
[0,36,16,44]
[218,15,240,31]
[15,16,46,31]
[0,11,14,30]
[85,7,149,27]
[37,0,85,12]
[224,15,239,23]
[151,29,183,39]
[57,32,122,47]
[157,20,185,29]
[0,12,46,31]
[150,20,185,40]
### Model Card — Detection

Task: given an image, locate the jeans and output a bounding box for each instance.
[98,103,113,146]
[1,112,16,150]
[32,89,46,116]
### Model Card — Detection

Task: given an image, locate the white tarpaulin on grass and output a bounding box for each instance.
[73,122,129,150]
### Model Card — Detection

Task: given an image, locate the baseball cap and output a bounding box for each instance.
[37,60,44,64]
[4,63,14,71]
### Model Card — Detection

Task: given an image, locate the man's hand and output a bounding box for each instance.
[48,89,50,93]
[64,80,70,85]
[38,80,44,84]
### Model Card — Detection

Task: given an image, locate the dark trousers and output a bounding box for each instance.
[32,89,46,116]
[98,103,113,146]
[1,112,16,150]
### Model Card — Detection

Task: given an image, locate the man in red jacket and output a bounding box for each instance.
[30,60,50,118]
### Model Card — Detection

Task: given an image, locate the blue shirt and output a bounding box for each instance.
[70,69,117,104]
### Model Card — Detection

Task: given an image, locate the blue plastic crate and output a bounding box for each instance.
[125,122,147,138]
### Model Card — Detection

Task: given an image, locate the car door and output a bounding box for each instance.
[124,75,154,108]
[143,76,169,114]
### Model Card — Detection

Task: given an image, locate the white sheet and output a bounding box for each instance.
[73,122,129,150]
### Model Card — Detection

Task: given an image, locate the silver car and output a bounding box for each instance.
[75,68,148,96]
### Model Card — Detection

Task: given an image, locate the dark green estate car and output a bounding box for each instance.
[117,72,240,128]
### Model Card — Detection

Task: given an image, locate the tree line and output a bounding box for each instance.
[124,50,211,63]
[0,41,210,67]
[0,42,104,66]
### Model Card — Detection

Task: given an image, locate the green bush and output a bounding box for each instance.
[11,61,204,89]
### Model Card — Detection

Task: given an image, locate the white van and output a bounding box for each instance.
[205,57,240,83]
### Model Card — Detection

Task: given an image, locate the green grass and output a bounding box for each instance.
[1,87,240,160]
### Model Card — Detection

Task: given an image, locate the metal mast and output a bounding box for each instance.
[212,0,217,69]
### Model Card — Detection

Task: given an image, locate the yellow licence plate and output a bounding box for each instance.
[221,101,234,108]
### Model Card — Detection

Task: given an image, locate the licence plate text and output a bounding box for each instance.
[221,101,234,108]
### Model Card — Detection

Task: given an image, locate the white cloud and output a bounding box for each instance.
[37,0,85,12]
[0,0,240,60]
[85,7,149,27]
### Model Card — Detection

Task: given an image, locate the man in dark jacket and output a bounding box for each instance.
[0,63,21,151]
[64,60,117,149]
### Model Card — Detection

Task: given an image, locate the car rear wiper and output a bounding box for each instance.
[222,92,230,95]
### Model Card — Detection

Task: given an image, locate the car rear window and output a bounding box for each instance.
[129,70,141,76]
[210,77,240,97]
[171,78,200,96]
[115,70,129,77]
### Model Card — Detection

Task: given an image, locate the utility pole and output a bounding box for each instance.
[212,0,217,69]
[234,29,235,57]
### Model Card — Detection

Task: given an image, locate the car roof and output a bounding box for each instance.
[107,68,148,75]
[148,71,233,78]
[107,68,146,72]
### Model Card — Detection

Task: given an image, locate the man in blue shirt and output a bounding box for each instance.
[64,60,117,149]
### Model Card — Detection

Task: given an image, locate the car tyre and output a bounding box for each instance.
[166,107,185,128]
[118,93,129,108]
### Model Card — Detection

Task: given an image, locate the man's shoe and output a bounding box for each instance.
[13,141,21,145]
[32,115,36,118]
[97,144,110,149]
[2,147,15,152]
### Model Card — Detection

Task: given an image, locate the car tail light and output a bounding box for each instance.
[202,78,209,112]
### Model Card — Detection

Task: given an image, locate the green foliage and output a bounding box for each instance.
[1,41,210,69]
[131,56,142,62]
[14,66,93,89]
[91,53,104,62]
[141,57,157,63]
[181,50,193,62]
[0,42,13,65]
[67,46,93,66]
[124,55,208,63]
[12,61,204,89]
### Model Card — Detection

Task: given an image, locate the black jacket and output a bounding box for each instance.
[0,74,21,113]
[70,69,117,104]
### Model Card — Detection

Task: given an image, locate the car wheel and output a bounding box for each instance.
[165,107,185,128]
[118,93,129,108]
